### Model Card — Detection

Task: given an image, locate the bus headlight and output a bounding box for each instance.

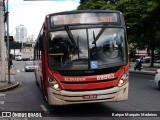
[48,77,61,91]
[118,72,129,87]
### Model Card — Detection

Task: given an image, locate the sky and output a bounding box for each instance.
[7,0,80,38]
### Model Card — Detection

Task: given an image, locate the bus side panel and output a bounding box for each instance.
[34,60,41,87]
[41,51,46,85]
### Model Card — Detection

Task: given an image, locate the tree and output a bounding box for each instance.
[78,0,117,10]
[78,0,160,67]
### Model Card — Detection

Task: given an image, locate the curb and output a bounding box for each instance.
[129,70,155,76]
[0,82,19,92]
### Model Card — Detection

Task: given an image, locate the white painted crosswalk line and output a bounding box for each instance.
[0,94,5,107]
[0,101,4,104]
[0,94,5,97]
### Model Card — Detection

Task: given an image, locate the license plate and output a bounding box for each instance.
[83,94,97,99]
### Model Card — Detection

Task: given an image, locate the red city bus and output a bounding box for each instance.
[34,10,129,105]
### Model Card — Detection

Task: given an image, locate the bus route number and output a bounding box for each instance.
[97,74,114,80]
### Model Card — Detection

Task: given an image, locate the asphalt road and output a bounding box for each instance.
[1,61,160,120]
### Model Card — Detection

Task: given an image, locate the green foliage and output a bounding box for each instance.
[77,0,160,66]
[77,0,116,10]
[78,0,160,47]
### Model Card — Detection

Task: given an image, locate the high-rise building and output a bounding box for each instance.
[16,24,27,43]
[27,34,35,43]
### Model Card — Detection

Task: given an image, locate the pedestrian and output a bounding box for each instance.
[9,54,13,69]
[134,56,144,71]
[10,59,13,69]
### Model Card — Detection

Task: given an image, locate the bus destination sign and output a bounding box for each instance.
[50,12,119,26]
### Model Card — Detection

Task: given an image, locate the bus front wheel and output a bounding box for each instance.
[41,79,48,103]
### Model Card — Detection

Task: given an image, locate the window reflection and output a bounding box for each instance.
[48,28,126,70]
[90,28,125,67]
[49,30,88,69]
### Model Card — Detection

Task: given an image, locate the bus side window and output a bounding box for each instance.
[39,26,45,51]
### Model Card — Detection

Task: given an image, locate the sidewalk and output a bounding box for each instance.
[0,66,19,92]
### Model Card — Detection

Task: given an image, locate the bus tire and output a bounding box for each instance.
[41,79,47,103]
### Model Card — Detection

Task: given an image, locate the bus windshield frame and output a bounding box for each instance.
[47,10,128,71]
[48,27,127,70]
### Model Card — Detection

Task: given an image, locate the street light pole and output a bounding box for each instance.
[6,0,11,84]
[0,0,6,82]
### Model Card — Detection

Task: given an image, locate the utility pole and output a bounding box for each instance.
[0,0,6,82]
[6,0,11,84]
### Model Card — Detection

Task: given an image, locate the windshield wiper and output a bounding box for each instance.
[65,26,78,49]
[92,24,108,44]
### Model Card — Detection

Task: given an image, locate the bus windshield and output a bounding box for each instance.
[48,27,126,70]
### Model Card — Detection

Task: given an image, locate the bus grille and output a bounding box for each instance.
[57,66,120,76]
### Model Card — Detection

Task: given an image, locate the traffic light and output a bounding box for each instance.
[4,36,14,42]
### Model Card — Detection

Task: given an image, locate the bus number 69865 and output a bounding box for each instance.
[97,74,114,80]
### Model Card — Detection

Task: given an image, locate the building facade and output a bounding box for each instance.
[16,24,27,43]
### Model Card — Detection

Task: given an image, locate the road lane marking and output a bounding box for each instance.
[0,94,5,109]
[40,104,50,115]
[17,69,20,73]
[0,107,4,109]
[149,80,154,82]
[0,101,4,104]
[0,94,5,97]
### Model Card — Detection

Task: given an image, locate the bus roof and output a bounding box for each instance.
[46,10,123,28]
[46,10,122,17]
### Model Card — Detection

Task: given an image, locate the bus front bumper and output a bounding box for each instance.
[47,82,129,106]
